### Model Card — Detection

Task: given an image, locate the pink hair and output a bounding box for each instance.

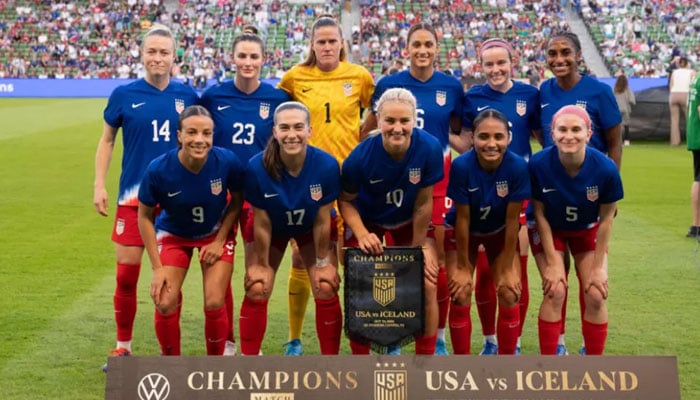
[552,105,591,131]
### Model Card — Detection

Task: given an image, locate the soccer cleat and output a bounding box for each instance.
[579,346,586,355]
[387,344,402,355]
[479,341,498,355]
[283,339,303,356]
[434,338,449,355]
[223,340,237,356]
[102,347,131,372]
[515,346,521,355]
[556,344,569,356]
[687,226,699,238]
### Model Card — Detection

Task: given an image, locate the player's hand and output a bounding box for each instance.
[447,267,473,304]
[200,238,225,266]
[357,233,383,255]
[244,264,274,297]
[541,265,567,298]
[150,268,169,306]
[584,267,609,300]
[310,265,340,294]
[94,187,109,216]
[422,247,439,285]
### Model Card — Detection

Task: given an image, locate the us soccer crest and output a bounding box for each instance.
[115,218,125,235]
[373,272,395,307]
[408,168,421,184]
[309,184,323,201]
[374,363,407,400]
[576,100,588,110]
[259,102,270,119]
[210,178,223,195]
[496,180,509,197]
[436,90,446,106]
[343,82,353,96]
[175,98,185,114]
[586,185,599,202]
[516,100,527,116]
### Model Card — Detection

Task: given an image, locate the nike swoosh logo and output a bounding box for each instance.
[468,187,479,192]
[476,105,489,111]
[542,188,557,193]
[217,105,231,111]
[369,179,384,184]
[167,191,182,197]
[131,102,145,108]
[541,103,550,109]
[264,193,279,198]
[301,88,311,93]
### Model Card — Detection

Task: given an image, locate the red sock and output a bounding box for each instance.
[415,334,437,355]
[225,284,235,343]
[496,304,519,354]
[448,303,472,354]
[205,305,228,355]
[114,263,140,341]
[349,340,370,354]
[155,309,180,355]
[474,251,496,336]
[538,318,561,355]
[314,296,342,355]
[239,297,268,355]
[518,254,529,337]
[582,320,607,355]
[436,266,449,330]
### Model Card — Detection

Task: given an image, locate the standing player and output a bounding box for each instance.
[360,23,465,355]
[138,105,245,356]
[278,15,375,356]
[686,73,700,238]
[538,31,622,354]
[445,109,529,355]
[462,38,541,355]
[339,88,443,355]
[239,102,342,356]
[529,105,623,355]
[93,25,198,370]
[200,33,290,354]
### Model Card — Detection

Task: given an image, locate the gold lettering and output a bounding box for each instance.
[227,372,246,390]
[526,371,544,390]
[303,371,322,390]
[515,371,524,391]
[579,371,598,391]
[208,371,225,390]
[598,371,617,391]
[345,371,359,389]
[249,371,270,390]
[187,372,204,390]
[325,371,341,389]
[619,371,638,391]
[459,371,479,390]
[275,371,289,390]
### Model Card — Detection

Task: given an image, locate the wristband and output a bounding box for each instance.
[315,257,329,268]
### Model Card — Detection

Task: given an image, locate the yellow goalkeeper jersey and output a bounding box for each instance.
[279,61,375,164]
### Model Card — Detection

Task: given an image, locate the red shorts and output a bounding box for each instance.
[528,223,599,256]
[111,205,143,246]
[243,208,338,244]
[344,221,435,247]
[159,231,236,268]
[432,195,452,226]
[444,227,515,260]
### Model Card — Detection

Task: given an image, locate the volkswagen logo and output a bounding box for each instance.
[137,373,171,400]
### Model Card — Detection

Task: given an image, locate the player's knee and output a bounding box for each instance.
[496,285,519,308]
[453,290,472,306]
[584,289,606,312]
[116,264,140,293]
[246,282,271,300]
[314,282,337,299]
[203,294,225,310]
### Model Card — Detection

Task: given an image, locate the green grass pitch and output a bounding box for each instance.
[0,98,698,399]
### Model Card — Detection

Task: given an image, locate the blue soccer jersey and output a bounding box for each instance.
[200,81,290,163]
[539,74,622,153]
[371,70,463,196]
[463,80,540,160]
[529,146,623,231]
[245,146,340,239]
[446,150,530,234]
[341,128,444,228]
[139,147,245,239]
[103,79,199,206]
